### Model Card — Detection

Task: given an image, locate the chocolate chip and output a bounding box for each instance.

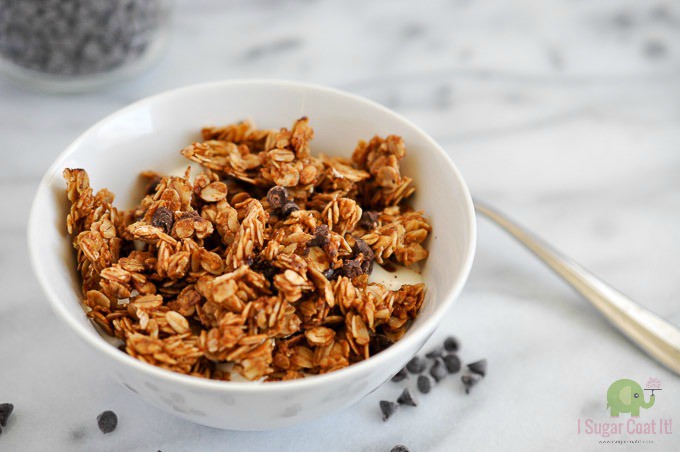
[266,186,288,210]
[443,354,461,374]
[425,346,444,359]
[340,258,363,278]
[0,0,165,76]
[467,359,487,377]
[417,375,431,394]
[280,200,299,217]
[370,334,394,355]
[352,237,374,274]
[96,410,117,434]
[391,446,409,452]
[308,224,330,248]
[391,368,408,382]
[352,236,373,257]
[180,210,201,220]
[0,403,13,427]
[249,257,277,283]
[429,359,447,383]
[443,336,459,352]
[379,400,399,421]
[461,373,482,394]
[151,206,174,232]
[397,388,417,407]
[359,210,379,229]
[322,267,335,280]
[406,356,426,374]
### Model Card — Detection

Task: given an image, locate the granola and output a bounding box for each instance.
[64,117,430,381]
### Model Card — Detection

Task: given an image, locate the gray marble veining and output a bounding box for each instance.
[1,0,679,450]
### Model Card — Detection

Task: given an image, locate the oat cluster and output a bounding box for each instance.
[64,117,431,381]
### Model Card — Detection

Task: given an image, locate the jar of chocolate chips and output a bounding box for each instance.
[0,0,171,91]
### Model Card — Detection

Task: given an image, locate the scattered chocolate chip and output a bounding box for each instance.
[151,206,174,232]
[391,447,409,452]
[467,359,487,377]
[397,388,417,407]
[370,334,394,355]
[280,200,299,217]
[380,400,399,421]
[425,346,444,359]
[308,224,330,248]
[340,257,363,278]
[359,210,379,229]
[322,267,335,280]
[406,356,426,374]
[0,426,2,436]
[443,336,459,352]
[266,186,288,210]
[429,359,447,383]
[0,403,13,427]
[0,0,165,76]
[417,375,431,394]
[443,354,461,374]
[461,373,482,394]
[96,410,118,434]
[391,368,408,383]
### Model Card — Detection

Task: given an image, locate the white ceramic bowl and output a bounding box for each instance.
[28,80,475,430]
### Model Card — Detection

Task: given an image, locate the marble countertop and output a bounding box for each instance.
[1,0,679,450]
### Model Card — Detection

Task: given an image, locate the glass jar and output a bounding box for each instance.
[0,0,172,92]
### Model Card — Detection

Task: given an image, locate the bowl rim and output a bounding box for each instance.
[27,79,476,393]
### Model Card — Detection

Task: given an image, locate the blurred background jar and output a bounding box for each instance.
[0,0,171,92]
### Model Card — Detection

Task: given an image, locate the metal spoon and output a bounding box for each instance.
[474,199,680,375]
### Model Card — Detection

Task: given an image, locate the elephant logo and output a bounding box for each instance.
[606,379,658,418]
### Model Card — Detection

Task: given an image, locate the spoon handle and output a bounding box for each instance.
[474,199,680,375]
